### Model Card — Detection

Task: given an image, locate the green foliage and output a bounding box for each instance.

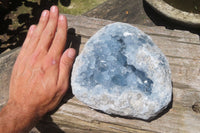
[58,0,107,15]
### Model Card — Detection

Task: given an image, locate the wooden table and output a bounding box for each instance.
[0,15,200,133]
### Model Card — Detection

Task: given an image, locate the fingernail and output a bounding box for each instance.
[42,10,48,17]
[67,48,76,59]
[29,25,34,30]
[29,25,36,34]
[59,15,65,21]
[51,6,57,12]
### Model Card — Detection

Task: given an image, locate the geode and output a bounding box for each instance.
[71,22,172,120]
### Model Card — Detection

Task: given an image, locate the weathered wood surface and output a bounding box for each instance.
[0,14,200,133]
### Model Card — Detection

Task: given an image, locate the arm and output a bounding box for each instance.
[0,101,38,133]
[0,6,76,133]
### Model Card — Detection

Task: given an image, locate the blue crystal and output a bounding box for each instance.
[71,22,172,120]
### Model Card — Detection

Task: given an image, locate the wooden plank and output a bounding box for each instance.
[0,15,200,133]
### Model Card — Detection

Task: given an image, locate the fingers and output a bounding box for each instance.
[23,25,37,50]
[27,10,50,52]
[16,25,37,66]
[36,6,59,52]
[48,15,67,59]
[16,9,50,68]
[17,5,75,90]
[58,48,76,90]
[19,25,37,56]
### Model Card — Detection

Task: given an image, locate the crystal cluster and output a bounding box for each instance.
[71,22,172,120]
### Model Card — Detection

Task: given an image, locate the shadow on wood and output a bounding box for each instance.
[36,115,65,133]
[66,28,82,56]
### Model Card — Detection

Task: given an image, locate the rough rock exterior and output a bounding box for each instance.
[71,22,172,120]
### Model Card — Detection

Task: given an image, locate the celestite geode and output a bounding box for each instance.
[71,22,172,120]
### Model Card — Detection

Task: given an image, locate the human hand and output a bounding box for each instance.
[0,6,76,132]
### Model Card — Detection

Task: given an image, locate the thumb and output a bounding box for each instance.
[58,48,76,90]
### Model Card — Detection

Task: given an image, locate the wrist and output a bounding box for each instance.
[7,100,40,123]
[0,101,40,133]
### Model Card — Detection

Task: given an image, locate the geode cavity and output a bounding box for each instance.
[71,22,172,120]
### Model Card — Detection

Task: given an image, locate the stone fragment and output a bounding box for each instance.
[71,22,172,120]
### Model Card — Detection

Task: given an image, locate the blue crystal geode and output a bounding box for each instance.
[71,22,172,120]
